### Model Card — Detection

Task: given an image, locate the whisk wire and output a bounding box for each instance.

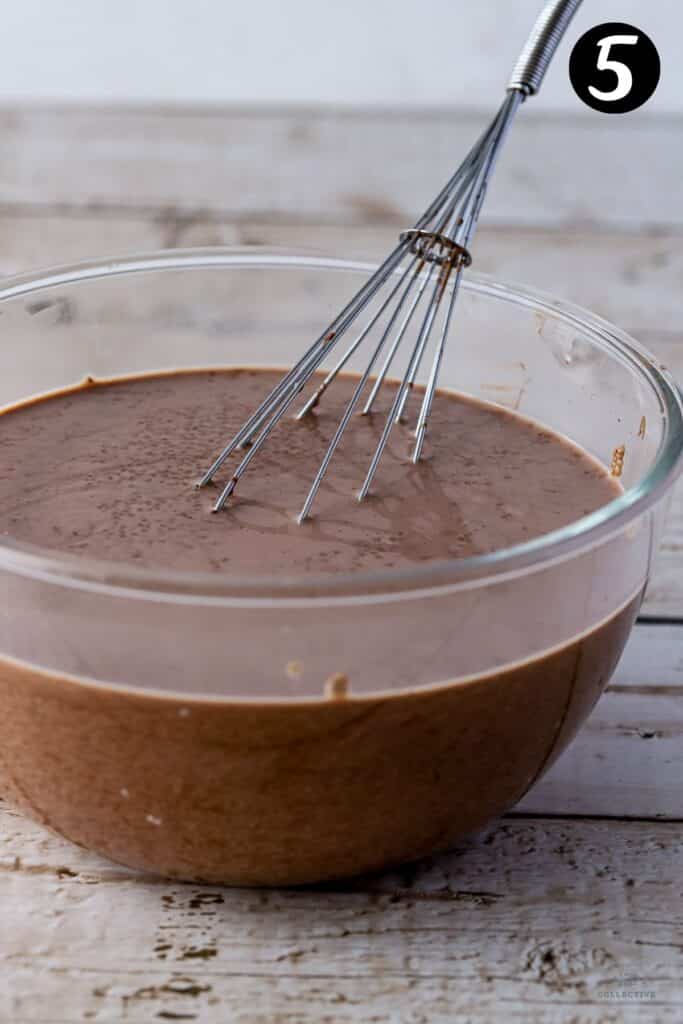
[297,257,430,523]
[205,100,510,514]
[295,119,494,429]
[295,251,422,421]
[412,91,523,461]
[211,247,429,512]
[198,239,410,494]
[390,164,488,425]
[356,260,456,502]
[361,261,438,416]
[313,95,521,508]
[197,1,583,518]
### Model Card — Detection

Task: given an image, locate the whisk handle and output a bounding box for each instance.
[508,0,583,96]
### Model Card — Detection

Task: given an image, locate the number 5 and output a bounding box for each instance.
[589,34,639,102]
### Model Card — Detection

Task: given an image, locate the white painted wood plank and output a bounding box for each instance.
[1,214,681,343]
[0,106,680,230]
[4,214,680,358]
[1,213,682,337]
[0,212,170,277]
[2,213,681,329]
[1,810,682,1023]
[235,221,683,337]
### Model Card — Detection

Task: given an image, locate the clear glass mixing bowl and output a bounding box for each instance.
[0,247,680,697]
[0,247,680,884]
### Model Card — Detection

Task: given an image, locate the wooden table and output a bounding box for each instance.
[1,106,682,1022]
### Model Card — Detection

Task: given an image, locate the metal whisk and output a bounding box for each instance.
[198,0,583,521]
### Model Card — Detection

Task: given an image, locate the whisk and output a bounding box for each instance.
[198,0,583,521]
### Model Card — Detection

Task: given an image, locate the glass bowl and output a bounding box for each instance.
[0,247,680,885]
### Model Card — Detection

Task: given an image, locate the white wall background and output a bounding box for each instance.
[1,1,678,114]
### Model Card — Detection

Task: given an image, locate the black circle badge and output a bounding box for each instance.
[569,23,660,113]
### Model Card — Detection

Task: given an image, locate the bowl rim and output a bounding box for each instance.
[0,244,681,606]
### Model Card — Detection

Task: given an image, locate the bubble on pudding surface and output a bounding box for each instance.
[146,814,163,827]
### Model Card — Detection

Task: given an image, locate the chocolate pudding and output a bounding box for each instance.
[0,368,621,572]
[0,369,640,884]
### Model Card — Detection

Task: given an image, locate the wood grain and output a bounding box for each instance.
[1,212,681,334]
[1,807,681,1023]
[0,105,681,230]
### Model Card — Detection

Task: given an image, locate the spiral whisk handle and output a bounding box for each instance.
[508,0,583,96]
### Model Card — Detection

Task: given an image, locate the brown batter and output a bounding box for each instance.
[0,367,620,573]
[0,368,638,885]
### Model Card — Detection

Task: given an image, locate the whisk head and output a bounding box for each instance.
[197,91,523,522]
